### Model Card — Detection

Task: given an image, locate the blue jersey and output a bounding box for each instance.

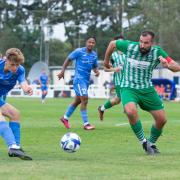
[0,59,25,96]
[40,73,48,91]
[68,47,98,83]
[40,73,48,86]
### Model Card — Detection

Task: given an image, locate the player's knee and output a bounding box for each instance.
[10,109,20,120]
[43,91,47,95]
[83,99,88,106]
[81,97,88,105]
[111,98,120,105]
[72,100,81,106]
[115,99,120,105]
[125,107,137,118]
[161,118,167,126]
[156,116,167,128]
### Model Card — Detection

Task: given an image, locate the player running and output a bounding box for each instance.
[57,37,100,130]
[98,35,125,120]
[39,69,49,103]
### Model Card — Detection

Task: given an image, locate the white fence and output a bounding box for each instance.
[7,84,180,100]
[8,84,110,99]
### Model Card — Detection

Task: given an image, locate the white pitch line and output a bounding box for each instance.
[115,122,129,126]
[115,121,150,127]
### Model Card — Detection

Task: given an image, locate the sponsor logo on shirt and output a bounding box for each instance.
[127,58,150,69]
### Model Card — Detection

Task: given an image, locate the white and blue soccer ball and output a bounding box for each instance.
[60,132,81,153]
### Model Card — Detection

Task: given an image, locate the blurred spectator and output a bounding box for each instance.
[155,84,165,99]
[89,78,94,85]
[32,78,40,85]
[154,85,160,94]
[164,84,171,100]
[103,81,110,89]
[155,84,172,100]
[159,84,165,99]
[103,80,115,95]
[68,75,74,89]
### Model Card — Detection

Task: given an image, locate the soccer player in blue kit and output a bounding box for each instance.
[0,48,33,160]
[57,37,100,130]
[39,69,49,103]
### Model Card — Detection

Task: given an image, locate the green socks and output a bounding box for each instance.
[104,100,112,110]
[131,120,145,143]
[148,125,162,144]
[131,121,162,145]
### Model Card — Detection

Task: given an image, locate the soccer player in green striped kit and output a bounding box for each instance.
[104,31,180,155]
[98,35,125,121]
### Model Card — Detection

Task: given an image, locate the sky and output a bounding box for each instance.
[51,24,67,41]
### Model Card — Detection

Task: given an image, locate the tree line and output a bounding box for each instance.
[0,0,179,73]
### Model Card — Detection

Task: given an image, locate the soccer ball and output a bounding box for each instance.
[60,132,81,153]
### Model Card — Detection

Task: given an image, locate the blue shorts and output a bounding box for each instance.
[0,95,7,107]
[41,85,48,91]
[73,79,89,96]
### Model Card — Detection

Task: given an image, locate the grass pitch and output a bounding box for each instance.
[0,97,180,180]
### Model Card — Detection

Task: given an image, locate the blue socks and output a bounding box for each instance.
[64,105,89,125]
[9,121,20,146]
[64,105,76,119]
[0,121,16,147]
[42,94,46,100]
[80,110,89,125]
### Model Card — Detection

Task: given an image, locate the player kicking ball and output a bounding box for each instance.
[104,31,180,155]
[0,48,33,160]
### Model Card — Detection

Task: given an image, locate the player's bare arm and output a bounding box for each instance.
[93,68,100,77]
[104,40,116,69]
[104,66,122,73]
[57,58,71,80]
[159,56,180,72]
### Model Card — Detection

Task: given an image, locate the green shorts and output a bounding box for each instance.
[121,87,164,111]
[115,85,121,99]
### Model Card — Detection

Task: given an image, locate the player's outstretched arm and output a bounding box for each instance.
[57,58,71,80]
[104,40,116,69]
[21,81,33,95]
[159,56,180,72]
[168,61,180,72]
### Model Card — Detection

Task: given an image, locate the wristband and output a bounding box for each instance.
[166,57,172,63]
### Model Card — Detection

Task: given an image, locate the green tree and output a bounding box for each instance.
[0,0,179,72]
[49,39,71,66]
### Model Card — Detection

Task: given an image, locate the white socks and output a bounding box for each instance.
[100,105,105,111]
[9,144,20,149]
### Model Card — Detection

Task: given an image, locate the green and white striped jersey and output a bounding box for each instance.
[116,40,168,89]
[111,51,126,86]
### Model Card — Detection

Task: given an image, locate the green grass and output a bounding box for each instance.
[0,97,180,180]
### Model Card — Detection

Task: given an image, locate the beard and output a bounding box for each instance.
[140,47,151,54]
[87,46,93,52]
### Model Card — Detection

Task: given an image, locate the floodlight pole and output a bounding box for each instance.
[121,0,124,36]
[40,21,44,62]
[44,0,50,66]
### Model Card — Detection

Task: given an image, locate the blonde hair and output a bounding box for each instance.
[6,48,24,64]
